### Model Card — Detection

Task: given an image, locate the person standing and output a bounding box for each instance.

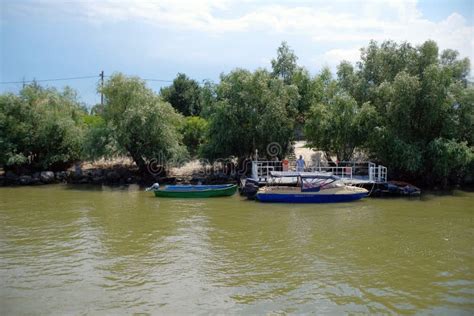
[296,155,305,172]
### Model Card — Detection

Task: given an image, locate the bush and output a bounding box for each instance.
[0,84,85,171]
[180,116,208,157]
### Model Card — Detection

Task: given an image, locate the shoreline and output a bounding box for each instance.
[1,166,472,193]
[0,166,236,187]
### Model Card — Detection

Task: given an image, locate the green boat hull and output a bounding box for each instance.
[153,185,237,198]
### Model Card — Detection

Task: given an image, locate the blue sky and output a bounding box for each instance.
[1,0,473,106]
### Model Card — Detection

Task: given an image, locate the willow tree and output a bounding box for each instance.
[271,41,298,84]
[271,42,323,117]
[329,40,473,185]
[99,73,187,174]
[0,84,85,171]
[305,93,377,162]
[180,116,208,157]
[202,68,298,161]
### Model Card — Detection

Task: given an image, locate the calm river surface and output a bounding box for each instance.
[0,185,473,314]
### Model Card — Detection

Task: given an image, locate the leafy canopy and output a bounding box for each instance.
[202,68,297,161]
[160,73,202,116]
[271,41,298,84]
[305,93,377,162]
[306,39,473,185]
[99,73,187,173]
[0,84,85,171]
[180,116,208,157]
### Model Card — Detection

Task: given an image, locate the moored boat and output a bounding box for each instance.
[256,172,368,203]
[146,183,237,198]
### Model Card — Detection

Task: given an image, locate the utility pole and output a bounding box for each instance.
[100,70,104,106]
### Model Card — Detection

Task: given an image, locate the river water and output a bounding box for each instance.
[0,185,473,314]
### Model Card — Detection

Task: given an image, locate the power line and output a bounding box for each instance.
[0,75,99,84]
[1,74,210,85]
[143,78,211,85]
[142,78,174,83]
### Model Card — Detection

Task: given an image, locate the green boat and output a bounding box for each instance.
[146,183,237,198]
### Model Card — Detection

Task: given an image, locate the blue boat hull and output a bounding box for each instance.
[256,192,367,203]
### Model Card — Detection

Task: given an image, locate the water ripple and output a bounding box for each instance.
[0,187,473,314]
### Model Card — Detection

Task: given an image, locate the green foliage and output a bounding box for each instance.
[332,40,473,185]
[271,42,322,119]
[82,114,122,160]
[447,84,474,144]
[0,84,85,171]
[305,93,377,161]
[427,138,473,184]
[160,73,202,116]
[202,69,296,161]
[199,80,218,119]
[315,67,339,103]
[100,73,187,173]
[180,116,208,157]
[271,41,298,84]
[290,67,322,117]
[359,40,418,87]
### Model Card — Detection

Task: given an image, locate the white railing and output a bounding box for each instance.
[323,161,387,183]
[310,166,353,179]
[252,160,387,183]
[252,161,281,180]
[369,164,387,182]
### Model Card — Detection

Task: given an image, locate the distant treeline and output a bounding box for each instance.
[1,40,472,187]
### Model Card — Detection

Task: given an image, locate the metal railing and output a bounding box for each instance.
[253,161,282,181]
[252,160,388,183]
[310,166,353,179]
[369,164,387,182]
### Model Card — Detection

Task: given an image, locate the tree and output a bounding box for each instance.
[271,41,298,84]
[305,93,377,162]
[180,116,208,157]
[160,73,202,116]
[0,84,85,171]
[99,73,187,174]
[199,80,218,118]
[446,84,474,144]
[342,40,473,185]
[202,69,297,161]
[82,113,121,160]
[427,138,473,186]
[291,67,319,116]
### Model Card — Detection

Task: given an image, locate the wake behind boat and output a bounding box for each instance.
[146,183,237,198]
[256,172,368,203]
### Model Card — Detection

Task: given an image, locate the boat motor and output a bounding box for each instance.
[146,183,160,191]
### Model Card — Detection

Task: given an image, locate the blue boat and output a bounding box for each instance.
[256,172,368,203]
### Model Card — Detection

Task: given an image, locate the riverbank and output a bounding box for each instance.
[2,167,472,193]
[0,159,235,187]
[0,141,305,187]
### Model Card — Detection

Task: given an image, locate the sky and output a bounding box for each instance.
[1,0,473,106]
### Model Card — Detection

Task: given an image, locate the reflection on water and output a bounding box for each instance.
[0,185,473,314]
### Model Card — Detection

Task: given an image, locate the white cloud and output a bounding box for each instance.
[6,0,474,71]
[324,48,362,64]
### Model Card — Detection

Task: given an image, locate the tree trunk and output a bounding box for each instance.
[128,148,147,175]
